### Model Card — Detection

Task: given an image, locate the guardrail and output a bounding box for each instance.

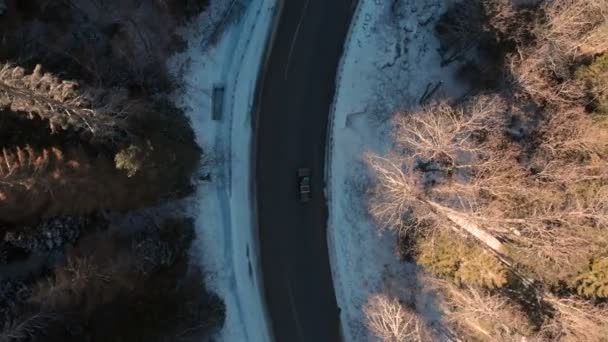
[324,0,364,192]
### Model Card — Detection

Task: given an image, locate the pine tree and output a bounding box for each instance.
[573,257,608,299]
[576,53,608,117]
[0,64,131,144]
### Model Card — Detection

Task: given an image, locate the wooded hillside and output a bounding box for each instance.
[366,0,608,340]
[0,1,225,340]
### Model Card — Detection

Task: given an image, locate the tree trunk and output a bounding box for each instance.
[427,201,505,253]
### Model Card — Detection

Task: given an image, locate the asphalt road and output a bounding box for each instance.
[254,1,356,341]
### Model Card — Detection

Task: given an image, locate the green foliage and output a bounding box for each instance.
[416,230,508,289]
[456,252,509,289]
[115,143,151,177]
[573,257,608,299]
[576,53,608,116]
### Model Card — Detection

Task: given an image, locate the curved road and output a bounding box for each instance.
[254,1,356,341]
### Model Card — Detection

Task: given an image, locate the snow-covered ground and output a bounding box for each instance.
[169,1,279,341]
[327,0,468,340]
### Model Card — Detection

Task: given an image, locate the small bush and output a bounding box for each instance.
[115,144,150,177]
[572,257,608,299]
[576,53,608,116]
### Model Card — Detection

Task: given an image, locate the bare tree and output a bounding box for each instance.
[540,295,608,342]
[0,311,60,342]
[393,96,506,168]
[427,277,533,341]
[366,153,508,254]
[509,0,608,107]
[367,94,608,282]
[364,294,433,342]
[366,96,511,252]
[508,45,586,106]
[541,0,608,57]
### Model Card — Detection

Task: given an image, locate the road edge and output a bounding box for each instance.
[324,0,365,341]
[249,1,285,341]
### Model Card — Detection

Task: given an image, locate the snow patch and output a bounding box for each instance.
[326,0,468,340]
[169,0,279,341]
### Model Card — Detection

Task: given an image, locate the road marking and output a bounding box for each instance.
[285,271,306,341]
[284,0,311,80]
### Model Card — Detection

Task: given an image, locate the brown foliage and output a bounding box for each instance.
[366,96,511,237]
[540,295,608,341]
[366,154,428,235]
[428,278,533,341]
[368,94,608,283]
[509,0,608,107]
[0,143,182,222]
[369,1,608,340]
[540,0,608,57]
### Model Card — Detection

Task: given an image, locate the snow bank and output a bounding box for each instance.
[169,0,279,340]
[326,0,468,340]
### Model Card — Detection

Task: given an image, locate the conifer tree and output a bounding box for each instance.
[0,64,131,144]
[573,257,608,299]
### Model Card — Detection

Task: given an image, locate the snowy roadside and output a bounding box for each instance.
[169,0,279,341]
[326,0,468,340]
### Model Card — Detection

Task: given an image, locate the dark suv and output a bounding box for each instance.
[298,168,311,202]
